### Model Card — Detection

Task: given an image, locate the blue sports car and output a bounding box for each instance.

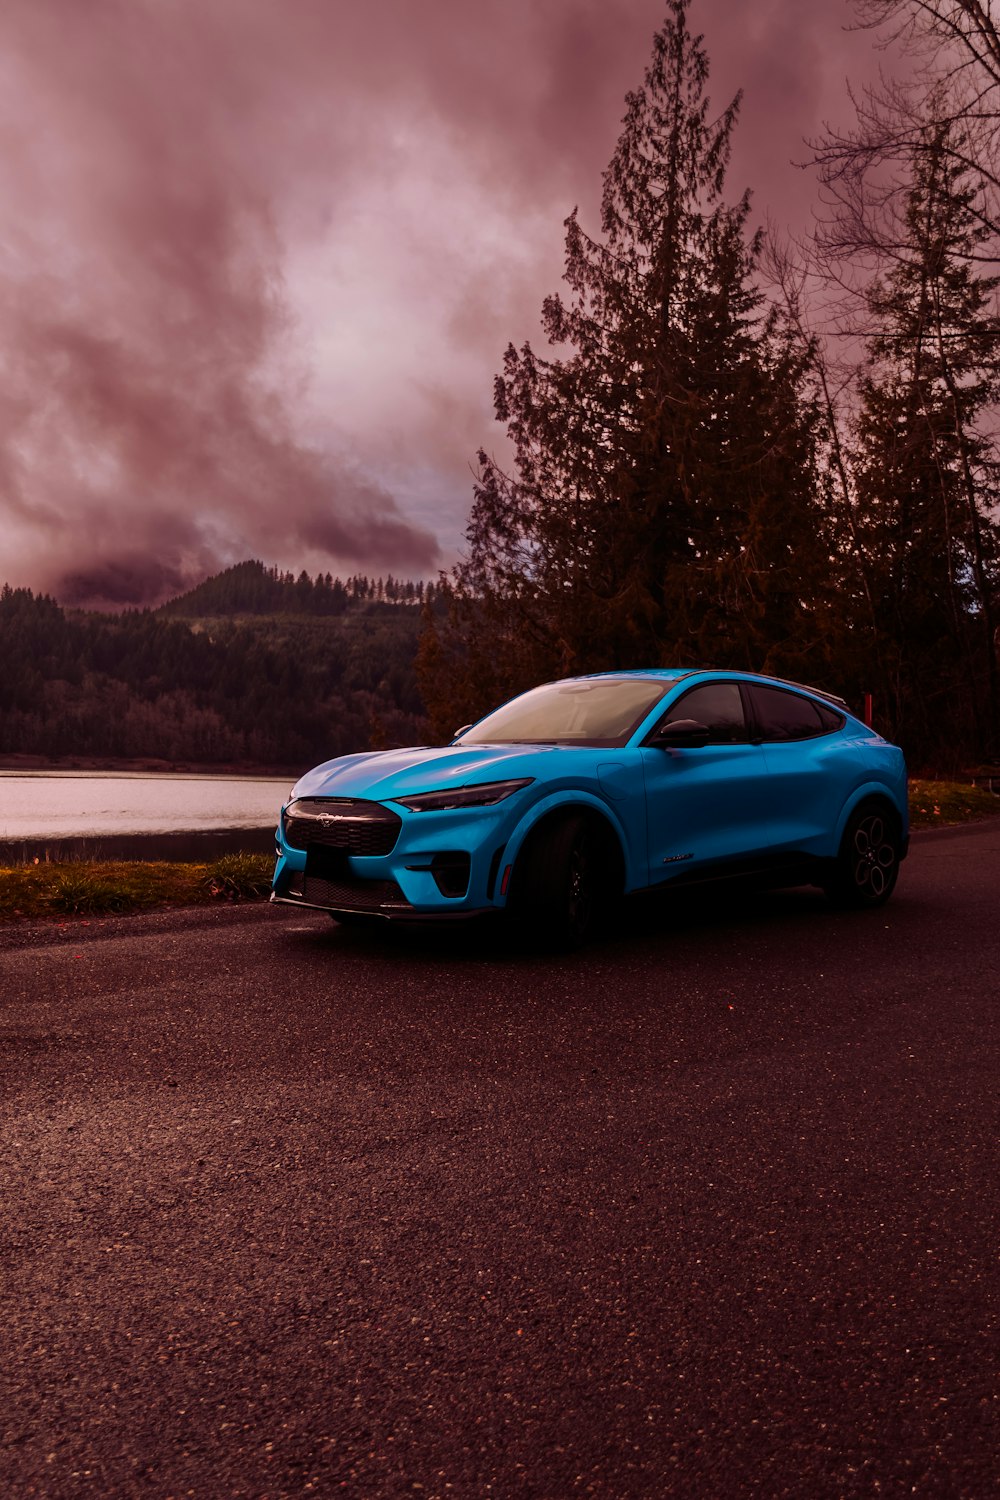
[271,669,908,944]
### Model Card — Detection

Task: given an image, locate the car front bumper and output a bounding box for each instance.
[270,798,517,919]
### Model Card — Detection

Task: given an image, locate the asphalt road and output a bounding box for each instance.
[1,824,999,1499]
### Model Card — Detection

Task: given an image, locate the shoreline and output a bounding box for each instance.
[0,827,277,867]
[0,753,302,778]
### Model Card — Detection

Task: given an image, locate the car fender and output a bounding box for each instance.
[499,788,634,899]
[833,778,909,855]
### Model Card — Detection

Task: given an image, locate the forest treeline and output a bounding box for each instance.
[417,0,1000,773]
[0,566,432,768]
[160,560,439,618]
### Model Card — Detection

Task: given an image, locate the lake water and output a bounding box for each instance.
[0,771,288,840]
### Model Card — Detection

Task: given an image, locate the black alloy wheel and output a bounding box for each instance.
[824,803,901,909]
[512,812,603,948]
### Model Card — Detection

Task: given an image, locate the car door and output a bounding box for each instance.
[743,682,853,856]
[639,680,772,882]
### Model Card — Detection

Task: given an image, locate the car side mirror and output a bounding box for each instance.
[651,718,711,749]
[453,725,472,740]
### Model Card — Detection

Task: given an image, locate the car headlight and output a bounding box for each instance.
[393,778,534,812]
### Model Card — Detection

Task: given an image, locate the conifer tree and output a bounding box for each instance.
[851,124,1000,762]
[421,0,832,732]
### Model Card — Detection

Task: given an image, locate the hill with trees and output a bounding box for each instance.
[160,559,438,618]
[0,562,437,771]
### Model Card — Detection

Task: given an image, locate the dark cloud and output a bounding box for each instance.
[57,554,199,612]
[0,1,882,607]
[295,505,440,573]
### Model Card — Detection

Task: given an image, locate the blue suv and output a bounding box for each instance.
[271,669,908,944]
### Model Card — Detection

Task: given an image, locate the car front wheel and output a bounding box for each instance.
[824,803,901,909]
[511,812,604,948]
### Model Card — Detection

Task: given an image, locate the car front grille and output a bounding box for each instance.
[284,798,402,856]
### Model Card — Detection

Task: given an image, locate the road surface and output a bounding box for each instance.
[1,822,999,1497]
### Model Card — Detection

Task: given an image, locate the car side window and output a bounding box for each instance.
[814,700,846,732]
[660,682,747,744]
[748,684,825,742]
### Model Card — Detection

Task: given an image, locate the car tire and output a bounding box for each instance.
[823,802,901,909]
[511,812,608,948]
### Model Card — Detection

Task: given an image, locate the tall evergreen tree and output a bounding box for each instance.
[851,123,1000,762]
[420,0,832,734]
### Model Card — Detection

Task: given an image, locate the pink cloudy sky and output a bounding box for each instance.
[0,0,886,608]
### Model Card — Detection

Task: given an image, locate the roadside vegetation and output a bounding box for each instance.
[907,779,1000,828]
[0,852,274,922]
[1,782,997,924]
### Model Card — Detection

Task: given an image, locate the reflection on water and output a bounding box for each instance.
[0,771,288,840]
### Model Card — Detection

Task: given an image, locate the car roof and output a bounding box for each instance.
[560,669,687,682]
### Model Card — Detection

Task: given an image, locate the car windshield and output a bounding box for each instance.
[458,677,676,747]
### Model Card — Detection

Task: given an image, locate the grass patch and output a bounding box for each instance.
[203,851,274,900]
[0,853,275,922]
[909,778,1000,828]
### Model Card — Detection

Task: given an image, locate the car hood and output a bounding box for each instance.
[291,743,569,804]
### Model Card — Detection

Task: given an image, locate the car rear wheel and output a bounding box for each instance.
[511,812,611,948]
[823,803,901,909]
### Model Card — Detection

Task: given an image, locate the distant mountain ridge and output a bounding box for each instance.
[159,558,438,618]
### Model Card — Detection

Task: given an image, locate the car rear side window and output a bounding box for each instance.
[660,682,748,744]
[748,684,826,741]
[814,700,846,731]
